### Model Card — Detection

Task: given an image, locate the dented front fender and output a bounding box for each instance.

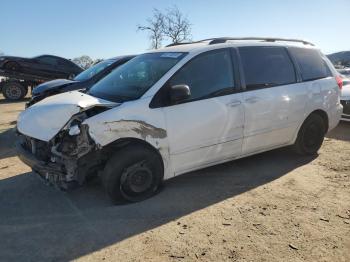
[83,98,173,179]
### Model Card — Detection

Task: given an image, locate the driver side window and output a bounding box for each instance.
[168,49,235,102]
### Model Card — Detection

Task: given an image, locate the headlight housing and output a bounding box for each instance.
[68,125,81,136]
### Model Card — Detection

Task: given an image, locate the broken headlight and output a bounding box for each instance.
[68,125,80,136]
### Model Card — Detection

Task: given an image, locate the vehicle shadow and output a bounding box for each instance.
[0,147,316,261]
[0,97,29,105]
[0,127,16,160]
[326,121,350,141]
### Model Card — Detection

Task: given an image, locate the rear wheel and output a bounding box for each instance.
[293,114,326,155]
[102,144,163,203]
[2,82,28,100]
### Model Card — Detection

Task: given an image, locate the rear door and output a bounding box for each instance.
[238,46,299,154]
[159,48,245,174]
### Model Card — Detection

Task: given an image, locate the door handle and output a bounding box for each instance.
[245,96,259,103]
[226,100,242,107]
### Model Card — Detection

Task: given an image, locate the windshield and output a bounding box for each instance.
[74,60,115,81]
[88,52,187,102]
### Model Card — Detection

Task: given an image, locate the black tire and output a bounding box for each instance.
[102,144,163,203]
[293,114,326,155]
[5,61,20,72]
[2,82,28,100]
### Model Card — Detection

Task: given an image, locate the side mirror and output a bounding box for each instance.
[169,84,191,104]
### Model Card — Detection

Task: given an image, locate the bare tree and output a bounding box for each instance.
[93,58,103,65]
[72,55,94,69]
[137,6,192,49]
[163,6,191,44]
[137,9,165,49]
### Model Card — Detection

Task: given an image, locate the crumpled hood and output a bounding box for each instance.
[17,91,118,141]
[341,84,350,99]
[32,79,77,95]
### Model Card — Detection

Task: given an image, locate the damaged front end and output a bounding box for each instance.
[16,91,119,189]
[17,112,99,190]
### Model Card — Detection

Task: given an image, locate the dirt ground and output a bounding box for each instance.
[0,94,349,262]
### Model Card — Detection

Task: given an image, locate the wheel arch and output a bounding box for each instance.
[101,137,166,175]
[308,109,329,133]
[292,109,329,145]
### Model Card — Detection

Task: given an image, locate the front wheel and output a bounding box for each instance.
[101,144,163,203]
[293,114,326,155]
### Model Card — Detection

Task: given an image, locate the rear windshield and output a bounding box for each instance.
[289,48,332,81]
[88,52,186,102]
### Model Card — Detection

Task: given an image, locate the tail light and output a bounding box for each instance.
[336,75,343,90]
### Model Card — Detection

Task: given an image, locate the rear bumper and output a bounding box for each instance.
[328,103,343,131]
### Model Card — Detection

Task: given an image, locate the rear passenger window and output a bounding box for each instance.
[289,48,332,81]
[168,49,234,101]
[239,46,296,90]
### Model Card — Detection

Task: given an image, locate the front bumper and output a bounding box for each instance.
[16,141,78,189]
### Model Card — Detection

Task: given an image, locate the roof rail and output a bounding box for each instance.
[199,37,314,46]
[164,37,315,48]
[165,42,193,47]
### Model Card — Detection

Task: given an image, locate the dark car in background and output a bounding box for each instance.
[0,54,83,79]
[338,68,350,77]
[27,55,135,107]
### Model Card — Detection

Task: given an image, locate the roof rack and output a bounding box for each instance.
[166,42,193,47]
[202,37,315,46]
[166,37,315,47]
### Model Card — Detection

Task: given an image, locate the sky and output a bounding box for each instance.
[0,0,349,59]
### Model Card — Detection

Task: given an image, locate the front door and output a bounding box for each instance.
[161,48,244,175]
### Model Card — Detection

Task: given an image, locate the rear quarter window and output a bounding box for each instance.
[239,46,296,90]
[289,48,332,81]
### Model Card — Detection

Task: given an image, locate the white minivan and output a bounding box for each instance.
[16,37,343,202]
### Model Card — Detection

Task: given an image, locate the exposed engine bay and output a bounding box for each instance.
[17,106,110,189]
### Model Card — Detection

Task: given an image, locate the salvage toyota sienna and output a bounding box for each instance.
[16,37,343,203]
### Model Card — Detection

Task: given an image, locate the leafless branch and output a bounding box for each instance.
[163,6,192,44]
[137,6,192,48]
[137,9,165,49]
